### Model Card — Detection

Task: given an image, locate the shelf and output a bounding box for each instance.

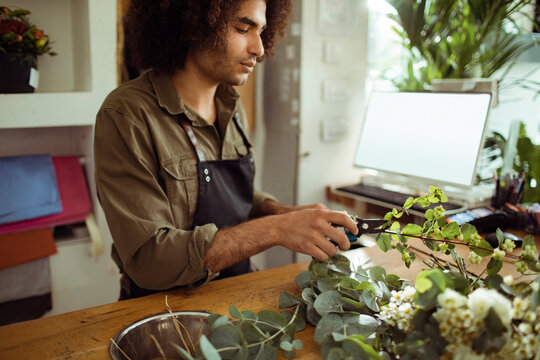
[0,0,116,129]
[0,92,100,128]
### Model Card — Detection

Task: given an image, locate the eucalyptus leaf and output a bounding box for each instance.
[212,315,231,329]
[280,341,293,351]
[310,262,329,277]
[318,278,342,292]
[171,342,196,360]
[314,290,342,316]
[302,288,317,304]
[295,271,314,288]
[307,303,321,325]
[315,313,343,344]
[249,343,278,360]
[242,310,256,320]
[369,266,387,282]
[361,290,380,312]
[279,292,302,309]
[229,305,242,319]
[199,335,222,360]
[257,310,287,334]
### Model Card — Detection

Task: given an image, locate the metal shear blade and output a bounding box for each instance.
[355,218,387,235]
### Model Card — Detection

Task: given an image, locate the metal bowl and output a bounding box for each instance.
[109,311,211,360]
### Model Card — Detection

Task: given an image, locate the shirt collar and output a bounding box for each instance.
[149,69,241,118]
[149,70,184,115]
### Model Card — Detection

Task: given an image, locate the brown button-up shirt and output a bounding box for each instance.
[94,70,276,289]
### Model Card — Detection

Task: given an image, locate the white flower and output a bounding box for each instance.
[403,285,416,299]
[503,275,513,286]
[437,288,467,309]
[518,322,532,334]
[467,288,512,326]
[490,291,512,327]
[467,288,492,319]
[524,311,536,323]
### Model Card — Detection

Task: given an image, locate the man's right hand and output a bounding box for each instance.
[270,209,358,261]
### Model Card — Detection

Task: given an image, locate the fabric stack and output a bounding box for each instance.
[0,155,92,325]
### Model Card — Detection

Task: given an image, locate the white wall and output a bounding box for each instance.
[297,0,369,207]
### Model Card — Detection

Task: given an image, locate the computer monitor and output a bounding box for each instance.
[353,91,492,191]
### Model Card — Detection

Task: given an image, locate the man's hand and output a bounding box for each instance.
[205,207,358,272]
[270,208,357,261]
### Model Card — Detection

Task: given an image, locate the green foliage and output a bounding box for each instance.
[174,305,304,360]
[384,0,538,91]
[173,186,539,359]
[515,122,540,203]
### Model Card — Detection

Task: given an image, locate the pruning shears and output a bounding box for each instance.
[331,217,387,247]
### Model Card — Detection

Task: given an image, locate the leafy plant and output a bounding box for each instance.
[385,0,538,91]
[515,123,540,203]
[174,305,306,359]
[166,186,539,359]
[0,6,56,65]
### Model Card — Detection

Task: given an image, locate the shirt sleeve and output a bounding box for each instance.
[94,106,218,290]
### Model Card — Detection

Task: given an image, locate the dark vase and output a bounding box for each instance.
[0,53,36,94]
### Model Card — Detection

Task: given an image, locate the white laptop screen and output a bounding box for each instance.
[353,91,492,188]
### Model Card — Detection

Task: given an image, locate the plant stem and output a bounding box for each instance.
[383,230,527,260]
[216,305,301,353]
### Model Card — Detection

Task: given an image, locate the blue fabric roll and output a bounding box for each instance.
[0,154,62,225]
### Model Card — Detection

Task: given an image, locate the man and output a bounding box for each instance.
[94,0,357,299]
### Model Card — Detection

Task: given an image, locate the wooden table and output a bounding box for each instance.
[0,233,538,359]
[0,261,319,359]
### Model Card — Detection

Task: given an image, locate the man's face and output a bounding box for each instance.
[192,0,267,86]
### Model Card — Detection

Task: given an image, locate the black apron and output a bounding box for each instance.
[181,112,254,279]
[120,112,254,299]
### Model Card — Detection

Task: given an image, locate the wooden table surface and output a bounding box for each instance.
[0,232,538,359]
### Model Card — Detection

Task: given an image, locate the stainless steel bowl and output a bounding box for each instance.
[109,311,211,360]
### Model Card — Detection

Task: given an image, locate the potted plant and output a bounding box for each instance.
[384,0,538,99]
[0,6,56,93]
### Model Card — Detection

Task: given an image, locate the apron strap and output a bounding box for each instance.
[178,117,206,162]
[231,112,252,149]
[178,112,252,162]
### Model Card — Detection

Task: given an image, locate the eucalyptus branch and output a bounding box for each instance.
[216,305,301,354]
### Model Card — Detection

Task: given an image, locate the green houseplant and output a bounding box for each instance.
[385,0,538,91]
[0,6,56,93]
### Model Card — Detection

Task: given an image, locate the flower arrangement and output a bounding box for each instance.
[274,187,540,359]
[137,187,540,359]
[0,6,56,65]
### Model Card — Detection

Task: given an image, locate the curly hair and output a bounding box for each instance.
[125,0,292,74]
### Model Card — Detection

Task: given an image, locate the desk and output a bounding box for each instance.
[0,237,538,359]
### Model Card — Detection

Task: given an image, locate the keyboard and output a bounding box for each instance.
[335,183,464,213]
